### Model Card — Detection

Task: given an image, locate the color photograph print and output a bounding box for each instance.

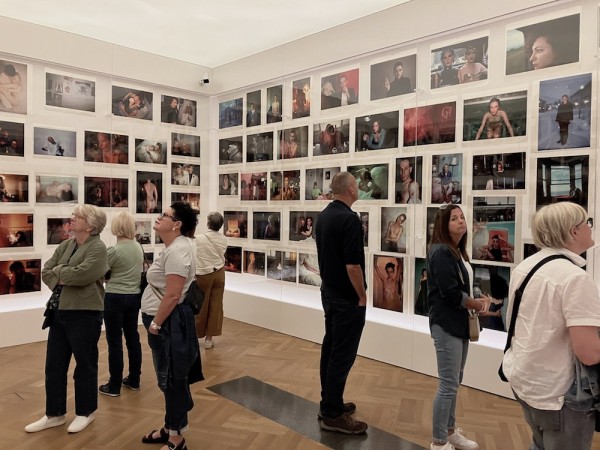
[112,86,152,120]
[240,172,268,201]
[463,91,527,141]
[45,72,95,112]
[223,211,248,238]
[320,68,359,110]
[171,133,200,158]
[0,258,41,295]
[356,111,399,151]
[395,156,422,204]
[47,218,72,245]
[171,163,200,186]
[161,96,197,127]
[472,263,510,331]
[0,213,33,248]
[289,211,319,242]
[0,121,24,157]
[0,59,27,114]
[414,257,428,316]
[246,131,273,163]
[305,167,341,200]
[219,136,243,165]
[524,242,540,258]
[506,14,580,75]
[266,250,297,282]
[270,170,301,201]
[380,207,408,253]
[253,211,281,241]
[472,197,516,263]
[224,246,242,273]
[431,154,463,204]
[266,85,282,124]
[472,152,526,190]
[136,171,162,214]
[370,54,416,100]
[243,250,265,276]
[0,173,28,203]
[426,207,438,247]
[404,102,456,146]
[359,212,369,247]
[33,127,76,158]
[298,253,321,287]
[135,219,152,245]
[84,131,129,164]
[313,120,350,156]
[36,175,78,204]
[430,37,489,89]
[373,255,403,313]
[348,163,389,200]
[538,73,591,150]
[536,155,589,209]
[135,139,167,164]
[219,173,238,196]
[278,126,308,160]
[219,98,243,129]
[246,90,261,128]
[292,77,311,119]
[171,192,200,210]
[84,177,128,208]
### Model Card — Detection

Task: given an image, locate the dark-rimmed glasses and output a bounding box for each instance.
[158,212,179,221]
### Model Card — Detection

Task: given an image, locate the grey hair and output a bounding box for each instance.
[73,204,107,236]
[207,211,224,231]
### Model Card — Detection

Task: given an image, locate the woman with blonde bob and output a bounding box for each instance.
[502,202,600,450]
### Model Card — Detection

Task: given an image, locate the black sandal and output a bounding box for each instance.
[141,428,169,444]
[166,438,186,450]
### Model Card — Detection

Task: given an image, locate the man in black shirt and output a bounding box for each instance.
[315,171,368,434]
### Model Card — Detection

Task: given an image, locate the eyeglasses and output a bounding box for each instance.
[577,218,593,228]
[158,212,179,221]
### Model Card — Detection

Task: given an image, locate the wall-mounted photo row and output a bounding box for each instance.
[252,211,280,241]
[219,98,243,129]
[84,177,128,208]
[84,131,129,164]
[112,86,152,120]
[243,249,265,276]
[36,174,78,204]
[395,156,422,204]
[432,154,462,204]
[246,131,273,162]
[171,163,199,186]
[0,258,40,295]
[298,252,321,287]
[472,152,526,190]
[223,210,248,238]
[278,126,308,160]
[536,155,588,209]
[381,207,407,253]
[266,85,282,124]
[289,211,319,242]
[414,257,428,316]
[219,136,243,165]
[313,120,350,156]
[0,59,27,114]
[136,171,162,214]
[240,172,268,201]
[370,54,416,100]
[135,219,152,245]
[305,167,341,200]
[506,14,580,75]
[321,68,359,110]
[33,126,76,158]
[224,246,242,273]
[171,133,200,158]
[356,111,399,151]
[463,91,527,141]
[135,139,167,164]
[430,36,488,89]
[0,120,24,157]
[0,213,33,248]
[472,263,510,331]
[348,163,389,200]
[246,90,261,128]
[292,77,311,119]
[161,96,197,127]
[0,173,28,203]
[219,173,238,196]
[270,170,300,201]
[47,217,71,245]
[171,192,200,210]
[358,211,369,247]
[373,255,403,313]
[472,196,516,263]
[266,249,296,282]
[538,73,591,150]
[45,71,95,112]
[404,102,456,146]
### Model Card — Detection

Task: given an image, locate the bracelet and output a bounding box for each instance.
[150,321,161,331]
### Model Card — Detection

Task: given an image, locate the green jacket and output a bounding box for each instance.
[42,235,108,311]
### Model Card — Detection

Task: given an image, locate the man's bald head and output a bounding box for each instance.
[331,172,355,195]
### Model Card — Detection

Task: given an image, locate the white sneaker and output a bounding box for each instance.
[430,443,455,450]
[448,428,479,450]
[205,339,214,349]
[67,414,94,433]
[25,415,66,433]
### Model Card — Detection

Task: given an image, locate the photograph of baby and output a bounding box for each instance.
[47,218,72,245]
[372,255,403,313]
[224,246,242,273]
[266,85,282,124]
[46,71,95,112]
[506,14,580,75]
[538,73,591,150]
[136,171,162,214]
[463,91,527,141]
[134,220,152,245]
[536,155,589,210]
[246,132,273,163]
[84,131,129,164]
[223,211,248,239]
[134,139,167,165]
[313,120,349,156]
[380,207,407,253]
[292,77,311,119]
[472,196,516,263]
[34,127,76,158]
[289,211,319,242]
[270,170,300,201]
[240,172,268,201]
[414,258,428,316]
[472,263,510,331]
[356,111,399,151]
[161,96,196,127]
[253,211,280,241]
[219,173,238,196]
[219,98,243,129]
[348,164,389,200]
[298,253,321,287]
[0,213,33,248]
[472,152,526,190]
[370,54,416,100]
[404,102,456,146]
[243,250,265,276]
[0,258,41,295]
[278,126,308,160]
[266,250,297,283]
[112,86,152,120]
[171,133,200,158]
[219,136,243,165]
[84,177,128,208]
[0,174,28,203]
[36,175,78,204]
[171,163,199,186]
[0,121,24,157]
[246,90,261,127]
[430,37,488,89]
[171,192,200,210]
[0,59,27,114]
[395,156,422,204]
[305,167,340,200]
[320,69,359,110]
[431,154,463,204]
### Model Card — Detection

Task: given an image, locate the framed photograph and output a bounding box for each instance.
[171,192,200,210]
[305,167,341,200]
[171,133,200,158]
[135,139,167,164]
[45,71,95,112]
[143,252,155,270]
[348,163,389,200]
[524,242,539,259]
[84,131,129,164]
[0,213,33,248]
[171,163,200,186]
[298,253,321,287]
[356,111,399,151]
[0,121,24,157]
[404,102,456,146]
[381,207,408,253]
[36,175,78,204]
[219,136,243,165]
[135,219,152,245]
[430,37,488,89]
[278,126,308,160]
[506,14,580,75]
[370,54,416,100]
[0,258,41,295]
[414,257,428,316]
[292,77,311,119]
[472,197,516,263]
[472,152,526,190]
[0,173,28,203]
[270,170,300,201]
[373,255,403,313]
[313,120,349,156]
[136,171,162,214]
[395,156,422,204]
[359,212,369,247]
[224,246,242,273]
[472,263,510,331]
[240,172,268,201]
[219,173,238,196]
[161,96,197,127]
[463,91,527,141]
[223,211,248,238]
[243,250,265,276]
[84,177,128,208]
[112,86,152,120]
[33,127,76,158]
[0,59,27,114]
[426,207,438,247]
[266,250,296,282]
[47,218,71,245]
[252,211,281,241]
[266,85,282,123]
[289,211,319,242]
[246,90,261,127]
[246,131,273,163]
[432,154,463,204]
[536,155,589,209]
[321,69,359,110]
[219,98,243,129]
[538,73,591,150]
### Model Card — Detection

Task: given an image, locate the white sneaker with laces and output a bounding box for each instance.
[448,428,479,450]
[25,415,66,433]
[67,414,94,433]
[430,443,455,450]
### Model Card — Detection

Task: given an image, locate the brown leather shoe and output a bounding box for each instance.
[319,412,367,434]
[318,402,356,420]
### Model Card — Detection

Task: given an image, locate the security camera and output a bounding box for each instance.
[200,72,210,86]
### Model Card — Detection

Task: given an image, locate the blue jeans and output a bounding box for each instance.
[45,310,103,417]
[103,293,142,389]
[319,296,366,418]
[431,323,468,443]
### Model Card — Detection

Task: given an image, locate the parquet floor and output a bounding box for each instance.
[2,318,599,449]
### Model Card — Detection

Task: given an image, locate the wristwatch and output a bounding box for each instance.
[150,321,161,331]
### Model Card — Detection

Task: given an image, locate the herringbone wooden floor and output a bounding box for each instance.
[2,318,599,449]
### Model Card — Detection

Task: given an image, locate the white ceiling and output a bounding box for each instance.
[0,0,412,68]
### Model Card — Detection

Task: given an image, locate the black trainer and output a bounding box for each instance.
[122,376,140,391]
[99,383,120,397]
